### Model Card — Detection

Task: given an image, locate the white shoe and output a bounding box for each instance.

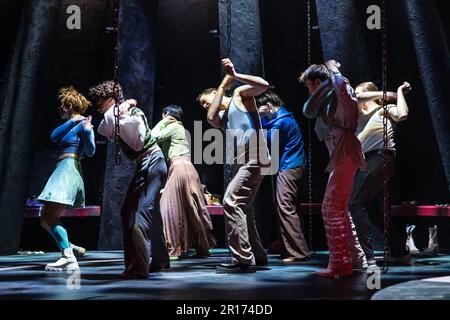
[70,243,86,258]
[45,248,79,271]
[406,225,420,255]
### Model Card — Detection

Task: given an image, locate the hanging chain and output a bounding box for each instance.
[381,0,390,274]
[113,0,121,165]
[226,0,232,58]
[307,0,311,66]
[224,0,232,263]
[306,0,313,252]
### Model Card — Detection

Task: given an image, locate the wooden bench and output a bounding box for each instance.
[24,205,101,218]
[24,204,450,218]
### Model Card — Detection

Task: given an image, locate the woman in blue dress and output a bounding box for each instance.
[38,86,96,271]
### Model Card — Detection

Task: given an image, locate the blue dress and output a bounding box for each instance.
[38,119,95,207]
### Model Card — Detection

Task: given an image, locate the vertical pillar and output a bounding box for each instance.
[98,0,159,249]
[218,0,274,245]
[315,0,372,84]
[0,1,61,255]
[404,0,450,193]
[218,0,265,189]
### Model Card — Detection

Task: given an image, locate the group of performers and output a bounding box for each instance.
[37,57,411,279]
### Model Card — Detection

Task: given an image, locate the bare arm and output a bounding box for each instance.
[222,58,269,98]
[386,82,411,122]
[356,91,397,104]
[207,75,233,128]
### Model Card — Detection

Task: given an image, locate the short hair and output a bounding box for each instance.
[162,104,183,121]
[58,86,91,114]
[356,81,379,92]
[298,64,330,83]
[256,90,284,108]
[196,88,216,104]
[88,80,124,104]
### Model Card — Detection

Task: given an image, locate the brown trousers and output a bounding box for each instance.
[160,156,216,257]
[275,167,310,259]
[223,163,267,265]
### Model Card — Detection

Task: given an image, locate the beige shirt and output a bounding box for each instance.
[357,104,396,153]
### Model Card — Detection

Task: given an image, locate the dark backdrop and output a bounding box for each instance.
[1,0,449,251]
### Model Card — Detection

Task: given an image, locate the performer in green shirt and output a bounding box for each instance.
[152,105,216,260]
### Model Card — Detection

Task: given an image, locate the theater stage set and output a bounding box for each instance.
[1,0,450,302]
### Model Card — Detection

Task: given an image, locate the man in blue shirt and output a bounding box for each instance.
[257,91,310,262]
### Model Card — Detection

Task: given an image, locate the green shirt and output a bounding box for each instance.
[151,118,190,160]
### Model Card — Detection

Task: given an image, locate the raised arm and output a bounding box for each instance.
[387,82,411,122]
[97,105,115,140]
[356,91,397,104]
[222,58,269,98]
[79,116,96,157]
[303,79,334,118]
[207,75,233,128]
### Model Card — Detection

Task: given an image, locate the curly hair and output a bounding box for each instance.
[88,80,124,104]
[58,86,91,114]
[298,64,330,83]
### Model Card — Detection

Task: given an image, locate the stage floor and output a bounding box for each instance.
[0,250,449,300]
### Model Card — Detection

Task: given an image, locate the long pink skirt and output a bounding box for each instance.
[160,156,216,257]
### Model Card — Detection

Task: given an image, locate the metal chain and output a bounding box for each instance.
[226,0,232,58]
[381,0,390,274]
[113,0,121,165]
[306,0,313,252]
[225,0,232,263]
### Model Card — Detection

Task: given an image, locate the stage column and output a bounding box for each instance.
[404,0,450,193]
[98,0,159,250]
[0,1,61,255]
[218,0,273,245]
[218,0,266,189]
[315,0,372,84]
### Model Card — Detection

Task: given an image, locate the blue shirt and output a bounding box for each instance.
[261,106,306,171]
[50,119,96,157]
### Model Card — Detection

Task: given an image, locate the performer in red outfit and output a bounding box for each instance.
[300,61,366,278]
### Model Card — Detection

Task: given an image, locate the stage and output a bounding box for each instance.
[1,250,449,300]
